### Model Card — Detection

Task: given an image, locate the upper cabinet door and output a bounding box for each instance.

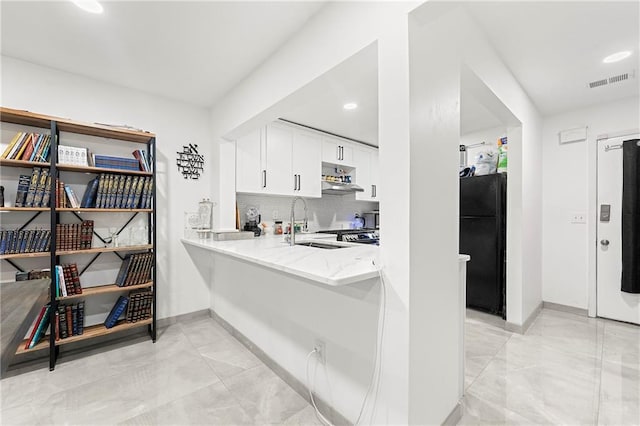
[354,146,373,201]
[264,122,293,196]
[370,149,379,201]
[236,128,265,194]
[322,136,354,167]
[292,129,322,198]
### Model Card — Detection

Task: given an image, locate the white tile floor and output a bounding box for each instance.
[0,309,638,425]
[461,309,640,425]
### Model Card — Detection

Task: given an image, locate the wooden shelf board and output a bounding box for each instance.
[58,281,153,300]
[0,207,49,212]
[57,208,152,213]
[56,163,152,176]
[15,318,152,355]
[1,107,155,143]
[0,158,50,169]
[56,244,152,256]
[0,252,50,260]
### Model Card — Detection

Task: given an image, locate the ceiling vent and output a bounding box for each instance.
[588,70,636,89]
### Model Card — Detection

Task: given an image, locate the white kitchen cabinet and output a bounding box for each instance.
[354,146,380,202]
[264,122,294,196]
[236,122,321,198]
[292,128,322,197]
[236,127,265,193]
[322,135,354,167]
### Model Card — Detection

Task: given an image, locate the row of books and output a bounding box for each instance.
[55,221,94,251]
[55,263,83,297]
[104,289,152,328]
[16,268,51,281]
[57,180,80,208]
[2,132,52,162]
[0,229,51,255]
[56,302,85,340]
[15,168,51,208]
[93,154,140,171]
[115,252,154,287]
[84,173,153,209]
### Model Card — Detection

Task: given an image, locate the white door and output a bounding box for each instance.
[597,135,640,325]
[354,147,372,201]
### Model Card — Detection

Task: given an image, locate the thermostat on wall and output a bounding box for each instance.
[559,127,588,144]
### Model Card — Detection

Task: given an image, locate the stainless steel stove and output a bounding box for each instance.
[317,228,379,245]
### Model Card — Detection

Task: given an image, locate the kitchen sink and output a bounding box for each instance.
[294,241,349,249]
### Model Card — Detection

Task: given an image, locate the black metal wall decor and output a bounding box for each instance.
[176,144,204,179]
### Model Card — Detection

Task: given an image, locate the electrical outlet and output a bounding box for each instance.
[314,339,326,365]
[570,212,587,224]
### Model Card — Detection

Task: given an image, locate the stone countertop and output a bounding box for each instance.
[181,234,380,286]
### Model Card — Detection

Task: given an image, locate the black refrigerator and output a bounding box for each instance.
[460,173,506,317]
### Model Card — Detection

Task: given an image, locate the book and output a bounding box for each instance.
[28,304,51,349]
[13,133,32,160]
[115,255,134,286]
[72,304,78,336]
[25,305,47,349]
[121,175,133,208]
[104,296,129,329]
[2,132,24,158]
[80,177,99,208]
[95,174,106,208]
[40,174,53,208]
[114,175,126,208]
[7,133,30,160]
[65,305,73,337]
[24,168,41,207]
[80,220,93,249]
[132,175,145,208]
[64,184,80,208]
[14,174,31,207]
[28,134,44,162]
[37,135,52,163]
[20,134,38,161]
[77,302,85,335]
[69,263,82,294]
[58,304,68,339]
[33,168,50,207]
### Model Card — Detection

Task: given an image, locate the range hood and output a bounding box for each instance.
[321,180,365,195]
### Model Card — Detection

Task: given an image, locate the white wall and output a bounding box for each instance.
[542,96,640,309]
[204,2,421,424]
[0,56,213,320]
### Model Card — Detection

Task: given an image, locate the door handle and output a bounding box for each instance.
[262,170,266,188]
[600,239,610,246]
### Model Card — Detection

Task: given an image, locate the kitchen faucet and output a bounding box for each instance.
[287,196,308,246]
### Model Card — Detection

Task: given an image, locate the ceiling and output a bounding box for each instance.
[465,1,640,116]
[0,1,325,107]
[1,1,638,144]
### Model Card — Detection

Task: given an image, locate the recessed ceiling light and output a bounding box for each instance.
[72,0,103,14]
[343,102,358,110]
[603,51,631,64]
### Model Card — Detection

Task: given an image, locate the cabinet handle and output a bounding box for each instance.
[297,174,301,191]
[339,146,344,161]
[336,146,340,161]
[294,174,297,191]
[262,170,267,188]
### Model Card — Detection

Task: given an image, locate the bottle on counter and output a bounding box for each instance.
[274,221,283,235]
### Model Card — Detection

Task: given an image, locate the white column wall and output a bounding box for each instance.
[0,56,213,319]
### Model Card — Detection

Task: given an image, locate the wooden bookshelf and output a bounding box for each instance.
[56,208,153,213]
[2,106,157,370]
[0,207,49,212]
[15,318,153,355]
[58,281,153,301]
[0,107,155,144]
[56,163,152,176]
[56,244,153,256]
[0,251,50,260]
[0,158,50,169]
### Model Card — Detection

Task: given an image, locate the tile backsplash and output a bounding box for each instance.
[236,193,378,233]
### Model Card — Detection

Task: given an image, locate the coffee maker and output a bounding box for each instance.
[243,206,262,236]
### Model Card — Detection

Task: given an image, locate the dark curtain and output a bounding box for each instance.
[622,139,640,293]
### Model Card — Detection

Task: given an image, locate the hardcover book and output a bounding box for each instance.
[24,168,42,207]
